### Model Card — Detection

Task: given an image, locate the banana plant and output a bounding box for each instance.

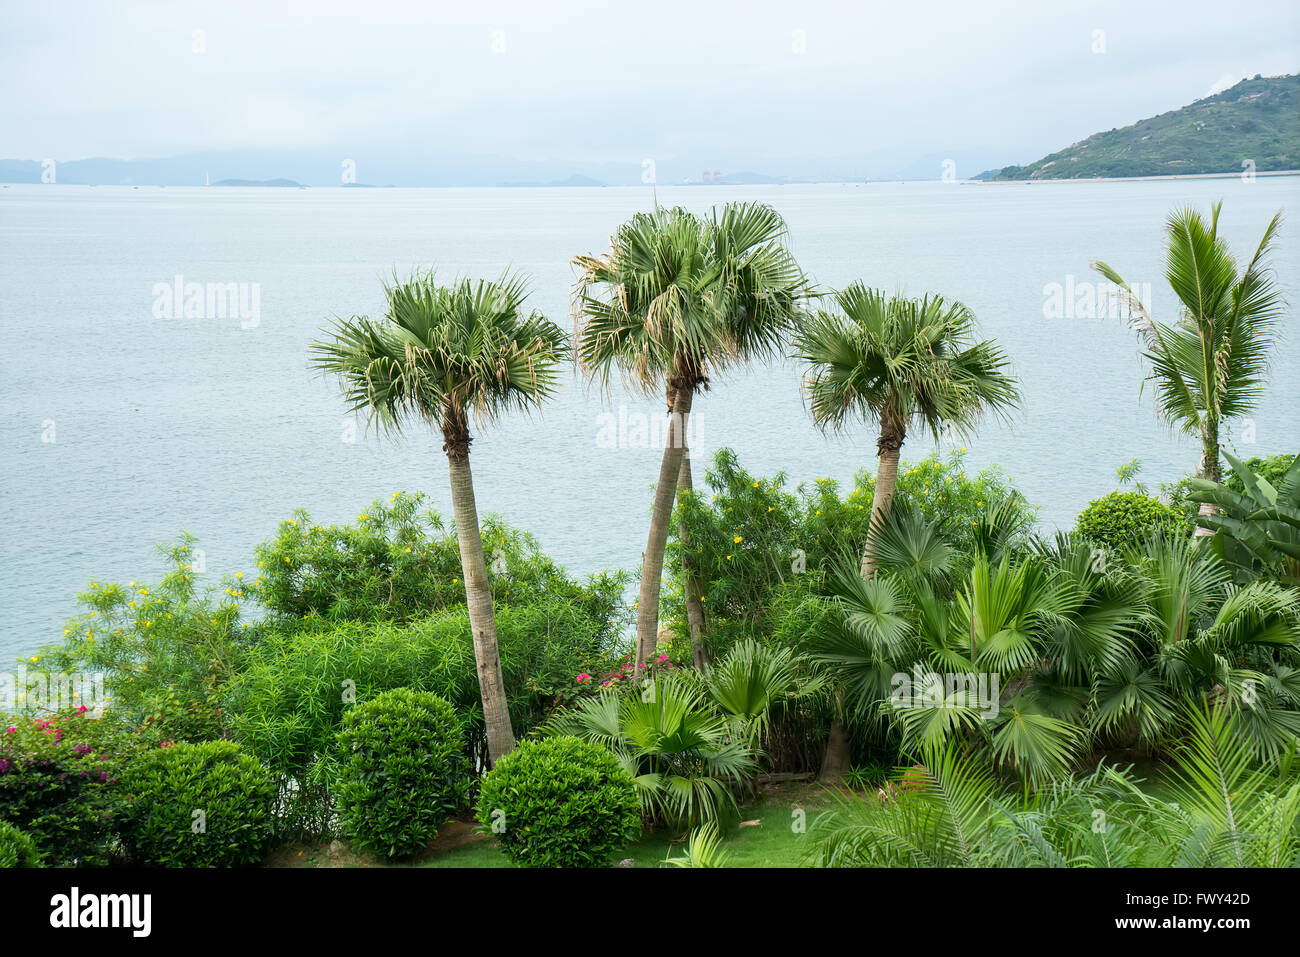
[1188,451,1300,586]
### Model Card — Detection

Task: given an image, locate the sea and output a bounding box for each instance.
[1,177,1297,660]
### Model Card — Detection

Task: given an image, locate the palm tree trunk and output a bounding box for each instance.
[1195,419,1222,537]
[634,387,693,669]
[818,691,852,784]
[447,450,516,765]
[677,440,709,672]
[860,421,905,579]
[824,420,904,781]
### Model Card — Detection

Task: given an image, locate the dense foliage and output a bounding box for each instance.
[0,711,122,866]
[30,536,249,744]
[118,740,275,867]
[476,736,641,868]
[0,820,42,868]
[814,708,1300,867]
[333,689,467,859]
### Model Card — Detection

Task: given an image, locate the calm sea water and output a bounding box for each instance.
[2,179,1298,660]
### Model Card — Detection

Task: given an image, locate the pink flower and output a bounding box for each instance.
[4,728,15,734]
[576,673,592,683]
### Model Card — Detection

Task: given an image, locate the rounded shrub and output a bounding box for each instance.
[0,820,42,868]
[1074,491,1187,551]
[333,688,466,859]
[120,740,275,867]
[476,736,641,868]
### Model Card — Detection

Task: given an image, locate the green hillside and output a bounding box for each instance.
[981,74,1299,180]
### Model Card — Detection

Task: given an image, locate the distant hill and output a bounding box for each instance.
[978,74,1300,180]
[212,178,303,187]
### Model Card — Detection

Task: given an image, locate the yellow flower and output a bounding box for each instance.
[726,555,733,561]
[752,481,759,488]
[284,557,291,563]
[767,507,774,512]
[404,547,412,553]
[236,572,243,579]
[977,501,984,507]
[733,535,743,544]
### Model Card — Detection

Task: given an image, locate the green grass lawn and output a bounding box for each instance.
[273,765,1187,869]
[271,781,832,869]
[421,781,830,868]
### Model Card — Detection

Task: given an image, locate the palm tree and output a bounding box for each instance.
[1092,203,1284,534]
[574,202,810,669]
[794,284,1020,579]
[310,271,568,765]
[795,285,1019,782]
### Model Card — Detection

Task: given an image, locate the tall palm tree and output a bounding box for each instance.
[1092,203,1284,534]
[310,271,567,765]
[794,284,1021,578]
[794,284,1019,781]
[574,202,810,669]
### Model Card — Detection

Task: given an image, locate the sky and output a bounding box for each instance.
[2,0,1298,169]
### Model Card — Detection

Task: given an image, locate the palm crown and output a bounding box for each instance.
[794,283,1019,449]
[573,202,810,396]
[310,271,569,451]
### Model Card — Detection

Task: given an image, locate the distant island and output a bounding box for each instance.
[978,74,1299,181]
[212,178,304,188]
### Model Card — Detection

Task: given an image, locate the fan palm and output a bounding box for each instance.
[544,674,757,827]
[309,271,568,764]
[573,202,810,669]
[1092,203,1284,534]
[794,284,1020,579]
[814,706,1300,868]
[794,286,1018,781]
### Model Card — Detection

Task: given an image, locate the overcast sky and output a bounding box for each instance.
[2,0,1297,164]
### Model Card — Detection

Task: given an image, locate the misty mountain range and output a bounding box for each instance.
[0,148,1015,187]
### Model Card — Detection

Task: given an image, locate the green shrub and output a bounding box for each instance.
[0,711,123,866]
[1225,453,1298,493]
[668,446,1033,657]
[0,820,42,867]
[476,736,641,868]
[227,597,622,779]
[250,491,626,625]
[119,740,275,867]
[30,535,252,743]
[1074,490,1187,551]
[333,689,466,859]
